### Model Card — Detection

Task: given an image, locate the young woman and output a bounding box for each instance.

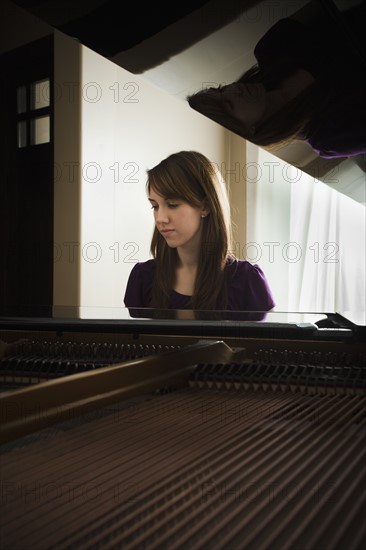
[187,2,366,159]
[124,150,275,311]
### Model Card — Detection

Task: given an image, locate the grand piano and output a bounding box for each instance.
[1,0,366,548]
[1,309,365,548]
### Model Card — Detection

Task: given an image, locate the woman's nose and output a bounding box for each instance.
[155,207,169,223]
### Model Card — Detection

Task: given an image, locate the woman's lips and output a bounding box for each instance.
[161,229,174,236]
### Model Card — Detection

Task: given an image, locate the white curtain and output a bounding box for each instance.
[246,143,366,313]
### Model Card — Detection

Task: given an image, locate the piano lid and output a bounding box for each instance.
[0,309,364,342]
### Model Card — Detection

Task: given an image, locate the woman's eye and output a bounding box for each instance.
[150,205,158,210]
[168,203,179,208]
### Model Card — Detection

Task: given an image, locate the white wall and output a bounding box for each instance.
[53,31,82,315]
[53,32,247,318]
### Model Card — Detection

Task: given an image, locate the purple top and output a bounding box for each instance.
[124,257,275,311]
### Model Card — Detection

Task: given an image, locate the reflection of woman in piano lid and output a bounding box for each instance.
[187,1,366,159]
[124,150,275,312]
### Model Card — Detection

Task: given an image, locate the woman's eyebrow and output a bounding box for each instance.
[148,196,179,202]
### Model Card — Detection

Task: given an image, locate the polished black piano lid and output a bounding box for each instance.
[0,309,365,342]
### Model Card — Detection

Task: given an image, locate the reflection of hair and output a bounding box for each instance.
[189,0,366,152]
[238,63,330,148]
[147,150,233,310]
[187,63,330,151]
[186,41,330,152]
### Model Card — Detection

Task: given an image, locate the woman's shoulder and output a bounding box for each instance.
[225,256,274,294]
[124,259,155,308]
[129,259,156,276]
[225,256,276,310]
[225,256,264,275]
[126,259,156,289]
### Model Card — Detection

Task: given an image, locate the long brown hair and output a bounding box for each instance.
[147,151,233,310]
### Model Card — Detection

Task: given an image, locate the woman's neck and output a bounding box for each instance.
[174,248,199,296]
[173,264,197,296]
[176,245,199,269]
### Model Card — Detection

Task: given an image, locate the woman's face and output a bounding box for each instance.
[148,189,208,252]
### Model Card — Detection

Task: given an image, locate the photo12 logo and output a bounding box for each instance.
[204,241,340,263]
[53,241,140,264]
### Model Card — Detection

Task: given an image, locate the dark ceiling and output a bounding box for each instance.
[9,0,210,55]
[8,0,263,73]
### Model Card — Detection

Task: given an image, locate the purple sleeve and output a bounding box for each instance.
[305,116,366,158]
[227,261,275,311]
[123,261,154,308]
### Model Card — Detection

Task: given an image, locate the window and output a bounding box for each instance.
[16,78,51,147]
[30,79,50,110]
